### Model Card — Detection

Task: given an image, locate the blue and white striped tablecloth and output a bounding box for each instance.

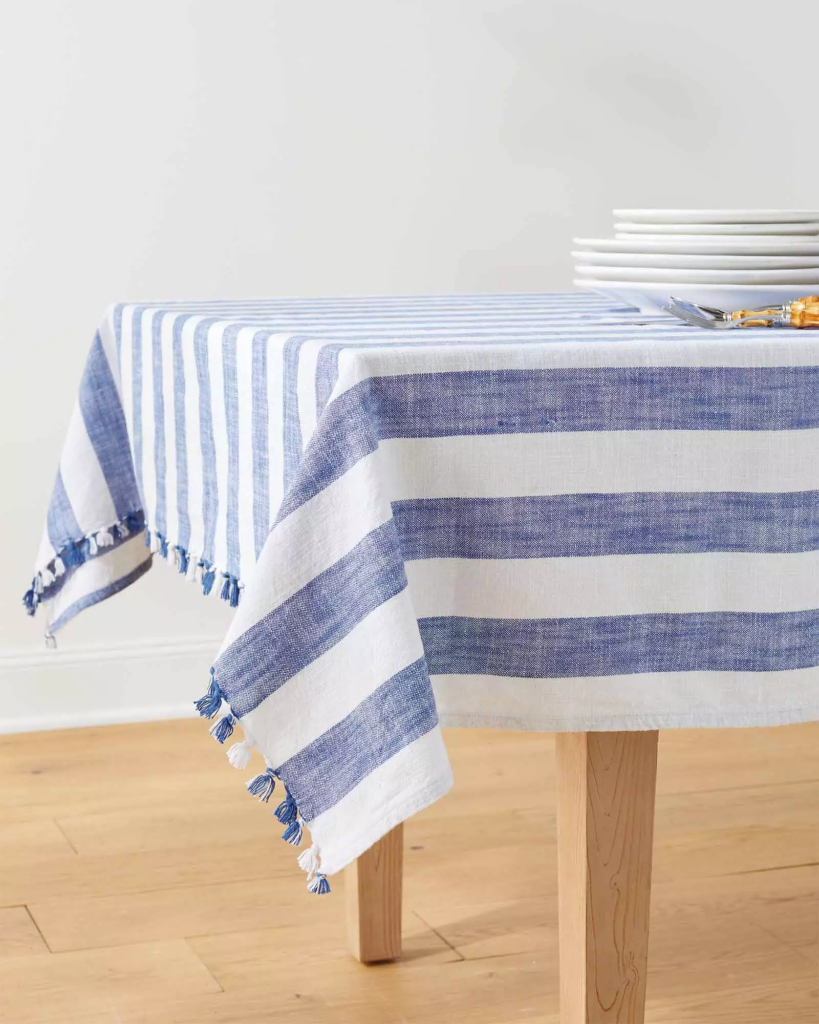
[25,292,819,888]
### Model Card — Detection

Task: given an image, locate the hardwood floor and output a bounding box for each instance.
[0,719,816,1023]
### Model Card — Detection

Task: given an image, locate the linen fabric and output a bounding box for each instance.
[26,292,819,876]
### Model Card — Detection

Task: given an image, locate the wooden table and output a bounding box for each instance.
[347,729,658,1024]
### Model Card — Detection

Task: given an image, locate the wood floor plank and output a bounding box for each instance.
[0,906,49,959]
[1,717,817,1024]
[0,939,221,1023]
[0,819,76,864]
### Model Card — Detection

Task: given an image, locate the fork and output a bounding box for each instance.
[665,295,819,329]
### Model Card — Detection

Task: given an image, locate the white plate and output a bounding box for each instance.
[613,233,819,245]
[613,209,819,224]
[614,221,819,235]
[574,237,819,256]
[575,265,819,284]
[572,251,819,270]
[577,237,819,256]
[574,279,818,315]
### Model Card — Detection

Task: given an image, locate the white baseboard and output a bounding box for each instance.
[0,636,220,733]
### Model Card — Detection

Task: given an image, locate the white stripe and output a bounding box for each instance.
[161,313,178,545]
[243,589,425,767]
[330,334,819,400]
[308,727,452,876]
[432,669,819,732]
[381,430,819,500]
[139,309,158,530]
[406,551,819,619]
[208,324,228,572]
[296,338,324,448]
[42,535,152,631]
[98,305,123,399]
[119,306,135,467]
[267,333,287,526]
[219,449,393,652]
[59,403,116,532]
[181,317,204,558]
[235,328,256,581]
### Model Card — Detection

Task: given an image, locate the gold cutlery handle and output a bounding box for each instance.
[788,295,819,328]
[730,308,778,327]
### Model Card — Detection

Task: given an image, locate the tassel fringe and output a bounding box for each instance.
[195,666,328,895]
[209,713,236,744]
[23,511,147,618]
[246,767,278,802]
[307,873,331,895]
[194,670,225,719]
[227,739,254,769]
[24,512,242,621]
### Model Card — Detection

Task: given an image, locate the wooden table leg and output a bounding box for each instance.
[556,730,659,1024]
[346,822,403,963]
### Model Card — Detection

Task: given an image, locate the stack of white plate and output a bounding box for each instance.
[573,210,819,313]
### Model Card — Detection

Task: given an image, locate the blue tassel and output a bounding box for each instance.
[274,792,298,825]
[202,565,216,595]
[209,713,235,744]
[126,511,143,532]
[23,588,37,615]
[307,873,331,895]
[220,574,231,602]
[193,670,224,719]
[144,528,152,549]
[175,546,189,574]
[63,541,82,567]
[246,767,277,802]
[282,819,303,846]
[229,578,240,607]
[158,534,169,559]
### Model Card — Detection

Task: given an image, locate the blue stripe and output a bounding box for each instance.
[131,307,145,498]
[194,319,220,563]
[78,334,141,519]
[151,312,167,536]
[48,557,152,634]
[215,520,408,717]
[223,325,242,577]
[393,492,819,559]
[282,335,308,492]
[47,470,82,549]
[368,366,819,437]
[280,363,819,522]
[252,331,271,558]
[172,315,190,550]
[420,610,819,678]
[277,657,438,821]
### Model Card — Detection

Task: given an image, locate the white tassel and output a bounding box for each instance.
[169,545,179,567]
[150,535,160,554]
[41,568,55,588]
[96,529,114,548]
[53,556,65,577]
[186,556,198,583]
[118,520,130,538]
[227,739,253,769]
[34,575,44,595]
[87,535,98,556]
[297,843,321,880]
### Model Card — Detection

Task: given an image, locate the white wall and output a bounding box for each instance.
[1,0,816,726]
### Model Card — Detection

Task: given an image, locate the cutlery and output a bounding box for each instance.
[665,295,819,329]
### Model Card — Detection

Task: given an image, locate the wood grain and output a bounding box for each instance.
[0,719,815,1023]
[556,730,659,1024]
[346,823,403,962]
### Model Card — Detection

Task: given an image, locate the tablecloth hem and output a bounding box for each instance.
[314,767,454,877]
[437,707,819,731]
